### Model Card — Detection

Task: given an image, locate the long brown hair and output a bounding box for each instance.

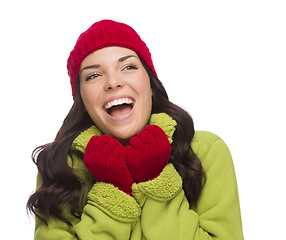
[27,63,205,225]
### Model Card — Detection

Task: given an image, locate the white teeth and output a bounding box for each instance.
[104,98,134,110]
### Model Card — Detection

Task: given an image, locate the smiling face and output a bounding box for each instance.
[79,46,152,144]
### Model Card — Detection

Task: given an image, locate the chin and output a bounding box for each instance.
[107,124,144,143]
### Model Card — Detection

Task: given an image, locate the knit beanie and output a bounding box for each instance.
[67,19,157,98]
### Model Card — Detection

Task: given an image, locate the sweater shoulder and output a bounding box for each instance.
[192,131,221,146]
[191,131,228,161]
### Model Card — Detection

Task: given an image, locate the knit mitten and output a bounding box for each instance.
[126,125,171,183]
[83,135,133,195]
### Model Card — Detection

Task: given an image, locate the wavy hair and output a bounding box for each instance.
[27,62,205,225]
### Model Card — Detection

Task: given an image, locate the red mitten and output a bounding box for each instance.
[83,135,133,195]
[126,125,171,183]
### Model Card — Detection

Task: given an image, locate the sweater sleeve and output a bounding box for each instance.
[131,131,244,239]
[34,182,141,240]
[34,153,141,240]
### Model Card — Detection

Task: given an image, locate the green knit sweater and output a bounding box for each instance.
[34,113,244,239]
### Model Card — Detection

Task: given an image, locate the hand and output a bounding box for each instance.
[126,125,171,183]
[83,135,133,195]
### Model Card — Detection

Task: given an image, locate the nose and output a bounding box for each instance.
[104,74,124,91]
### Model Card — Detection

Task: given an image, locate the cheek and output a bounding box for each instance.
[135,76,153,115]
[142,80,153,107]
[80,84,101,112]
[132,73,152,97]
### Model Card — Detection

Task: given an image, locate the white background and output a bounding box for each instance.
[1,0,285,239]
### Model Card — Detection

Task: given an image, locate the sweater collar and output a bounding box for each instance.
[71,112,177,154]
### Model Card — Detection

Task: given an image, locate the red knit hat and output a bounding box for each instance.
[67,19,157,98]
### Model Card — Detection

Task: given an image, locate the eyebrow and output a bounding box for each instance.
[80,64,100,73]
[118,55,137,62]
[80,55,138,73]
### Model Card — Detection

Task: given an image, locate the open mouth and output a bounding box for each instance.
[103,97,135,118]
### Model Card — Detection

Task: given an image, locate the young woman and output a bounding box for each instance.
[27,19,244,239]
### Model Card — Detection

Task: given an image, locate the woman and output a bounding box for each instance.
[27,19,244,239]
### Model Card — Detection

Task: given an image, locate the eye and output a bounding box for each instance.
[86,72,101,81]
[122,64,138,71]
